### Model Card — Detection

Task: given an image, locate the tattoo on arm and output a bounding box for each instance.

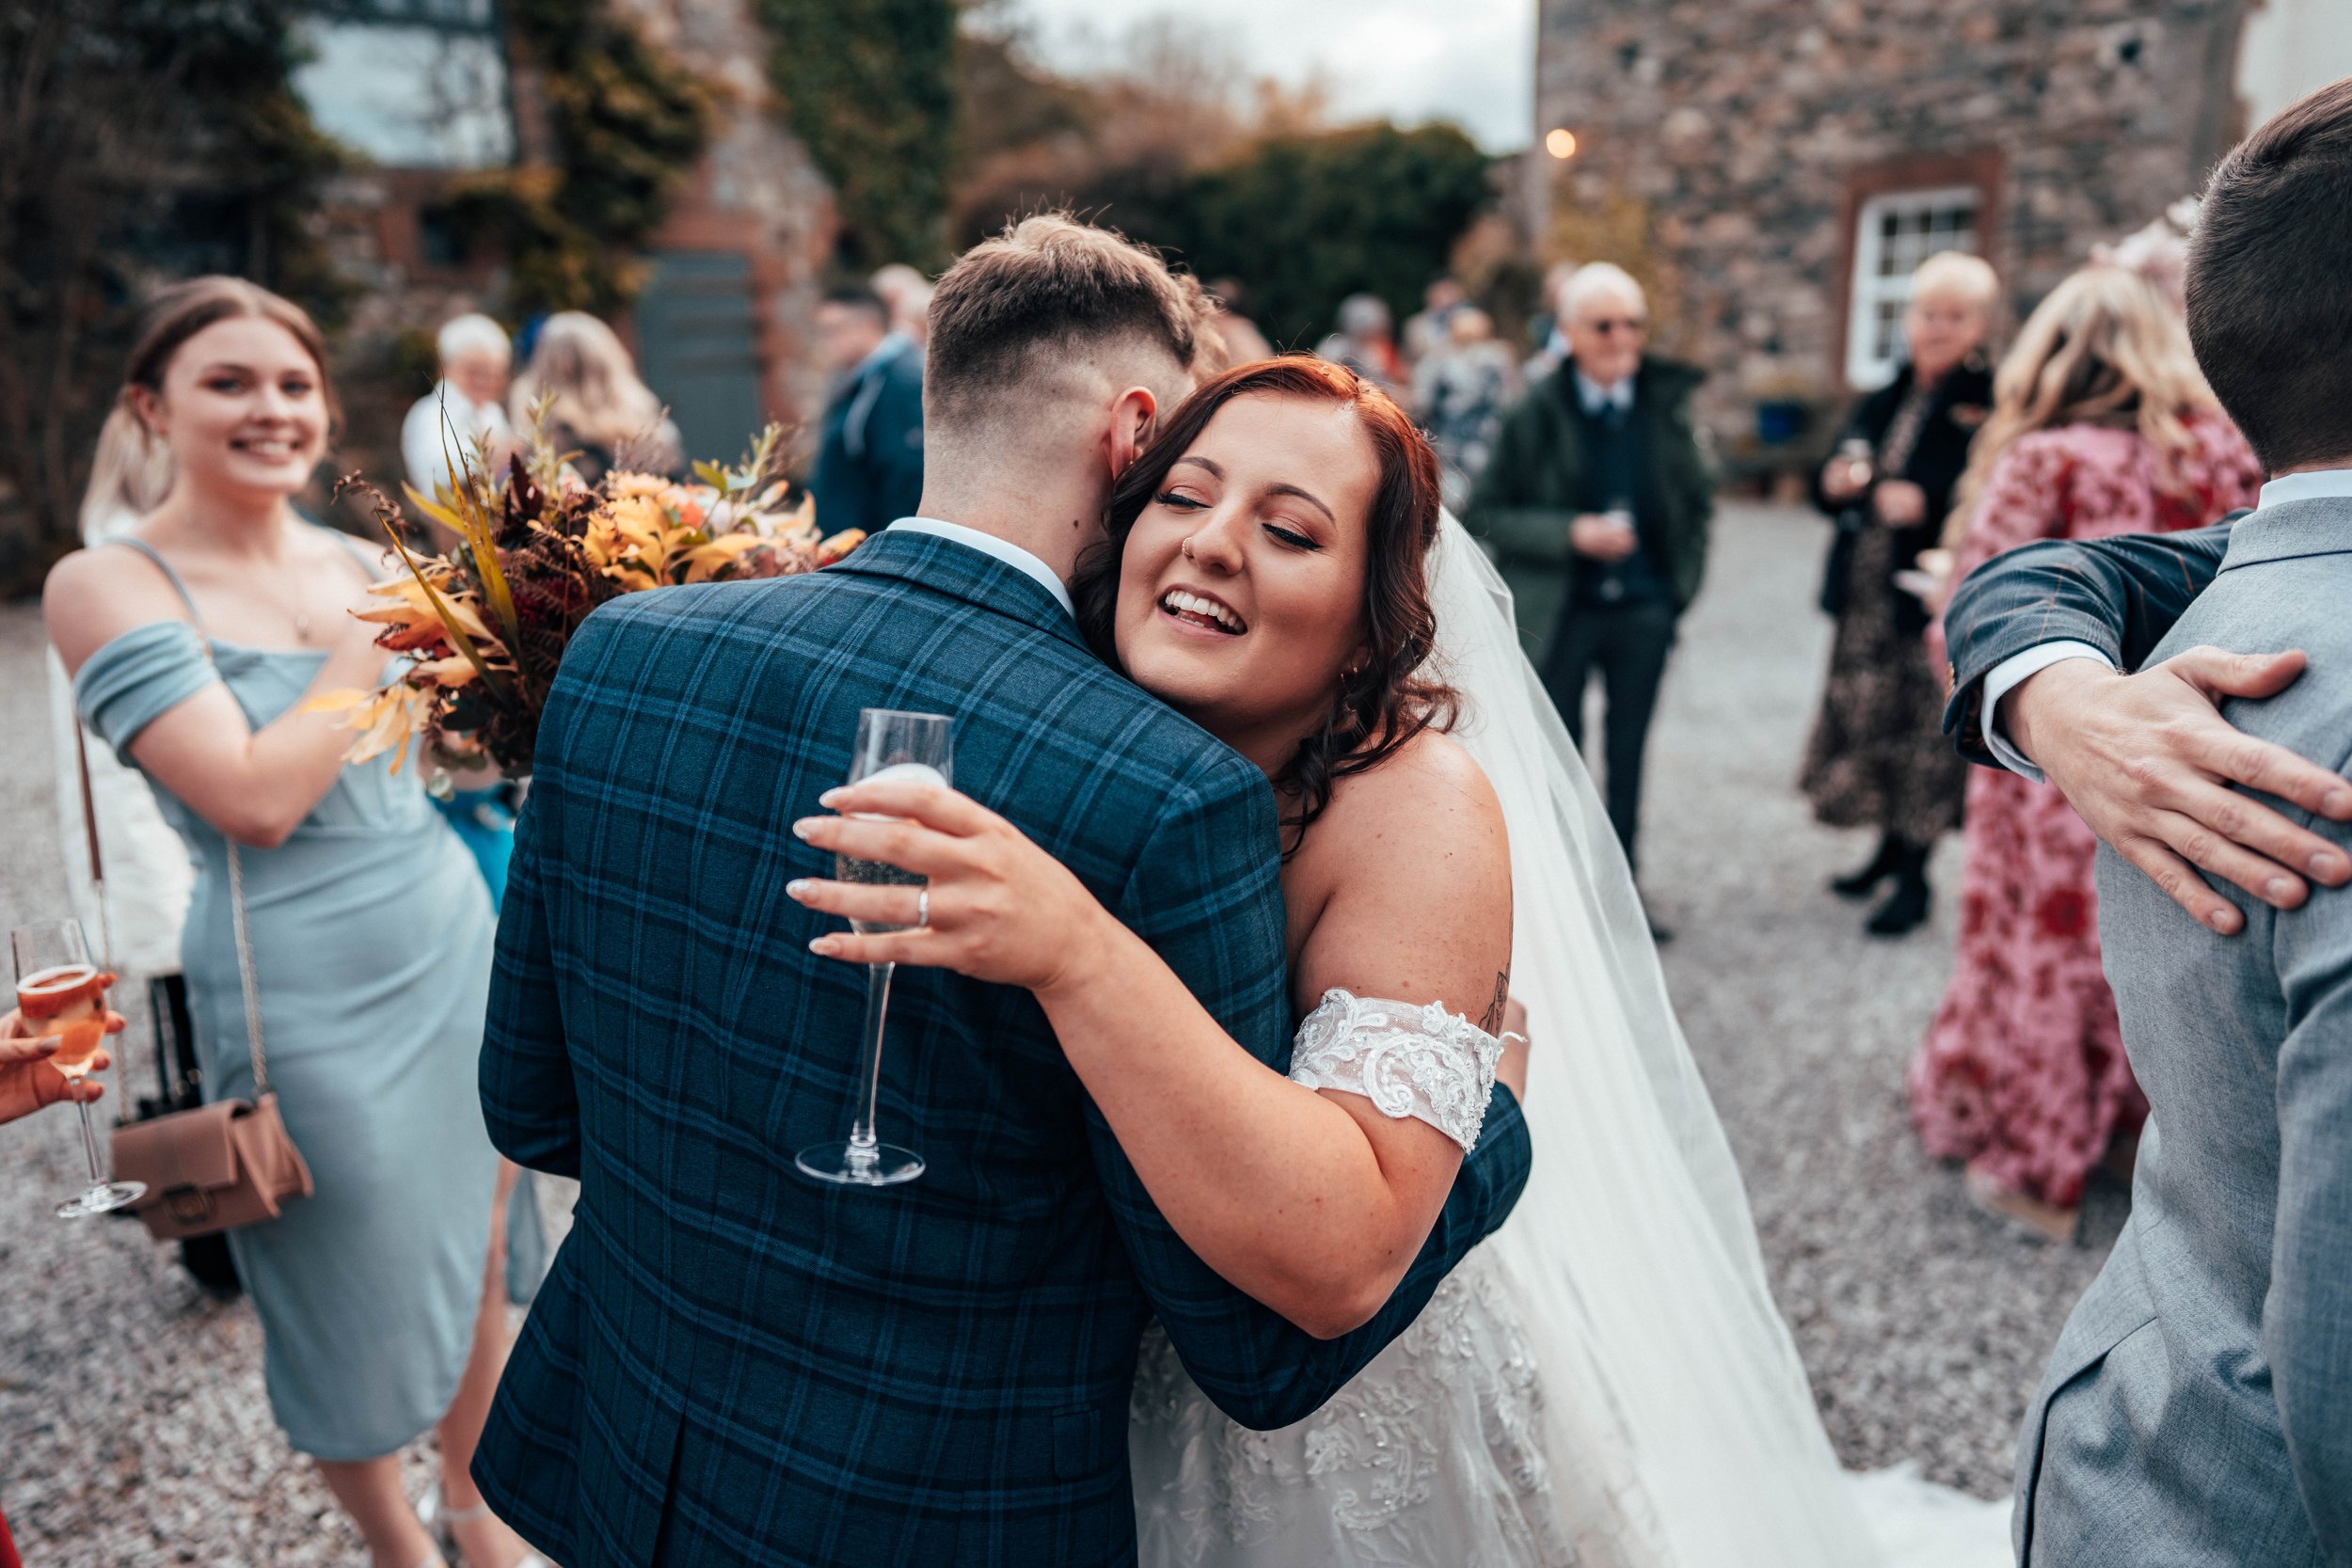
[1480,970,1510,1035]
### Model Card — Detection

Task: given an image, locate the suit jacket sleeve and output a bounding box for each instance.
[1940,518,2234,765]
[480,690,582,1178]
[1465,396,1577,566]
[2266,766,2352,1552]
[1092,759,1534,1432]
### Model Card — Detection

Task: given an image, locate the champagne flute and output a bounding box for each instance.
[13,918,144,1219]
[796,709,954,1188]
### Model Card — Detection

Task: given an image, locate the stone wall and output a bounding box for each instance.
[1534,0,2249,474]
[622,0,838,443]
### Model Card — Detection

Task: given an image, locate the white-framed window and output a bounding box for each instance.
[292,0,516,171]
[1844,186,1981,388]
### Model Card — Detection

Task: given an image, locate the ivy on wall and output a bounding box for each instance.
[756,0,958,274]
[0,0,345,581]
[445,0,712,315]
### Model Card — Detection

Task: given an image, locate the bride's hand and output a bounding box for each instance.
[788,776,1113,998]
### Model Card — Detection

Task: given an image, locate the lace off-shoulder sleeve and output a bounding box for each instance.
[1286,989,1504,1152]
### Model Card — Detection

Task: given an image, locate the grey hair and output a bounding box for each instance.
[437,312,510,367]
[1559,261,1646,322]
[1339,293,1392,336]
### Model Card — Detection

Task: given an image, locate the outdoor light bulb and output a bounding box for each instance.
[1546,128,1579,160]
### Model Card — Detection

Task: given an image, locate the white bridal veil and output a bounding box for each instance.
[1425,515,2008,1568]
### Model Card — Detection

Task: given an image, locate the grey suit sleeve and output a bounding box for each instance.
[2265,765,2352,1552]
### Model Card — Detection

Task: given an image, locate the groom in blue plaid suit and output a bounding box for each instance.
[471,216,1533,1566]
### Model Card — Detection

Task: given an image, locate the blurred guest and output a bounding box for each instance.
[401,312,513,500]
[809,284,924,538]
[509,310,682,484]
[1412,306,1519,511]
[870,262,936,344]
[1315,293,1406,395]
[1466,261,1712,927]
[47,406,188,978]
[43,277,539,1568]
[1522,259,1581,380]
[1801,251,1997,938]
[1206,277,1275,364]
[1912,265,2260,1243]
[2090,197,2201,313]
[1401,274,1468,366]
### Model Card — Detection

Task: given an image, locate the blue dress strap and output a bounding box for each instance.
[107,536,204,625]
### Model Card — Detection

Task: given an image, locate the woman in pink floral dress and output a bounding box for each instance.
[1912,267,2262,1243]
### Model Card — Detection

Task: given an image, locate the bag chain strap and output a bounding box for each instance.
[224,843,270,1100]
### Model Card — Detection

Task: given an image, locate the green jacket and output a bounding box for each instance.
[1465,356,1714,665]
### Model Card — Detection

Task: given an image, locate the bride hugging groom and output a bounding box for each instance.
[464,214,1988,1568]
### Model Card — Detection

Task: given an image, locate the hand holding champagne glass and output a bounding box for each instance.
[796,709,953,1188]
[12,918,144,1218]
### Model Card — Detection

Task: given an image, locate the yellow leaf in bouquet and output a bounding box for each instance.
[411,654,483,687]
[815,529,866,566]
[300,688,376,718]
[679,533,767,583]
[306,683,433,771]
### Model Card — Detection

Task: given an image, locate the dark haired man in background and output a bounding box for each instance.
[809,283,925,538]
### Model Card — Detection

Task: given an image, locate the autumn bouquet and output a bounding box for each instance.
[313,418,863,782]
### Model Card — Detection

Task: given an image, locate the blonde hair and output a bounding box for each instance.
[78,404,174,545]
[1945,266,2217,546]
[510,311,663,449]
[1908,250,1999,309]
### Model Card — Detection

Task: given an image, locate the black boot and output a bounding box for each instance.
[1866,845,1932,938]
[1831,833,1903,901]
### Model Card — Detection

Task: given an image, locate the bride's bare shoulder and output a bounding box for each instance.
[1291,730,1512,1009]
[1316,729,1504,856]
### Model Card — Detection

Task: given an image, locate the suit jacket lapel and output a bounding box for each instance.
[824,529,1091,654]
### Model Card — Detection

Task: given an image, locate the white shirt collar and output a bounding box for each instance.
[2256,467,2352,510]
[884,517,1075,619]
[1573,367,1634,414]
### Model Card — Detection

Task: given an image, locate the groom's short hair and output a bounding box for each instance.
[925,214,1214,432]
[2185,76,2352,472]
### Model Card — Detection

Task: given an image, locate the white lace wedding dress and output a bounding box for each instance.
[1125,518,2010,1568]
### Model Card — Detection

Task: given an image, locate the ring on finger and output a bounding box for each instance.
[916,888,930,928]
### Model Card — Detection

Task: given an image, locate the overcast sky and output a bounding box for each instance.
[1000,0,1538,152]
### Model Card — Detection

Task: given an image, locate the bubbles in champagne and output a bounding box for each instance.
[836,760,948,933]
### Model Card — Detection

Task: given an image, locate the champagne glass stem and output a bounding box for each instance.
[73,1094,104,1184]
[848,961,896,1165]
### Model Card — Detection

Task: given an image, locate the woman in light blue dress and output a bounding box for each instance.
[45,278,540,1568]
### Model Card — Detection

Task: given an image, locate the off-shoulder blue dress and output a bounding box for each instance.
[74,540,500,1461]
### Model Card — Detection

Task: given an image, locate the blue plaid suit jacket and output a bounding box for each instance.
[1940,516,2237,763]
[470,530,1534,1567]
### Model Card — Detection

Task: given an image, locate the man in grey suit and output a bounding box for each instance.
[1994,79,2352,1565]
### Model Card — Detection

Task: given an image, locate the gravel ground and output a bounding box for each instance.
[0,502,2117,1560]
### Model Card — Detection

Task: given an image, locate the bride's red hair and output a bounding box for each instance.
[1072,355,1457,845]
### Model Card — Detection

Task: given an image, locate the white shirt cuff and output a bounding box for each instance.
[1981,641,2116,782]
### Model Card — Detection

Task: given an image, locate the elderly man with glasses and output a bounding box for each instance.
[1468,262,1713,937]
